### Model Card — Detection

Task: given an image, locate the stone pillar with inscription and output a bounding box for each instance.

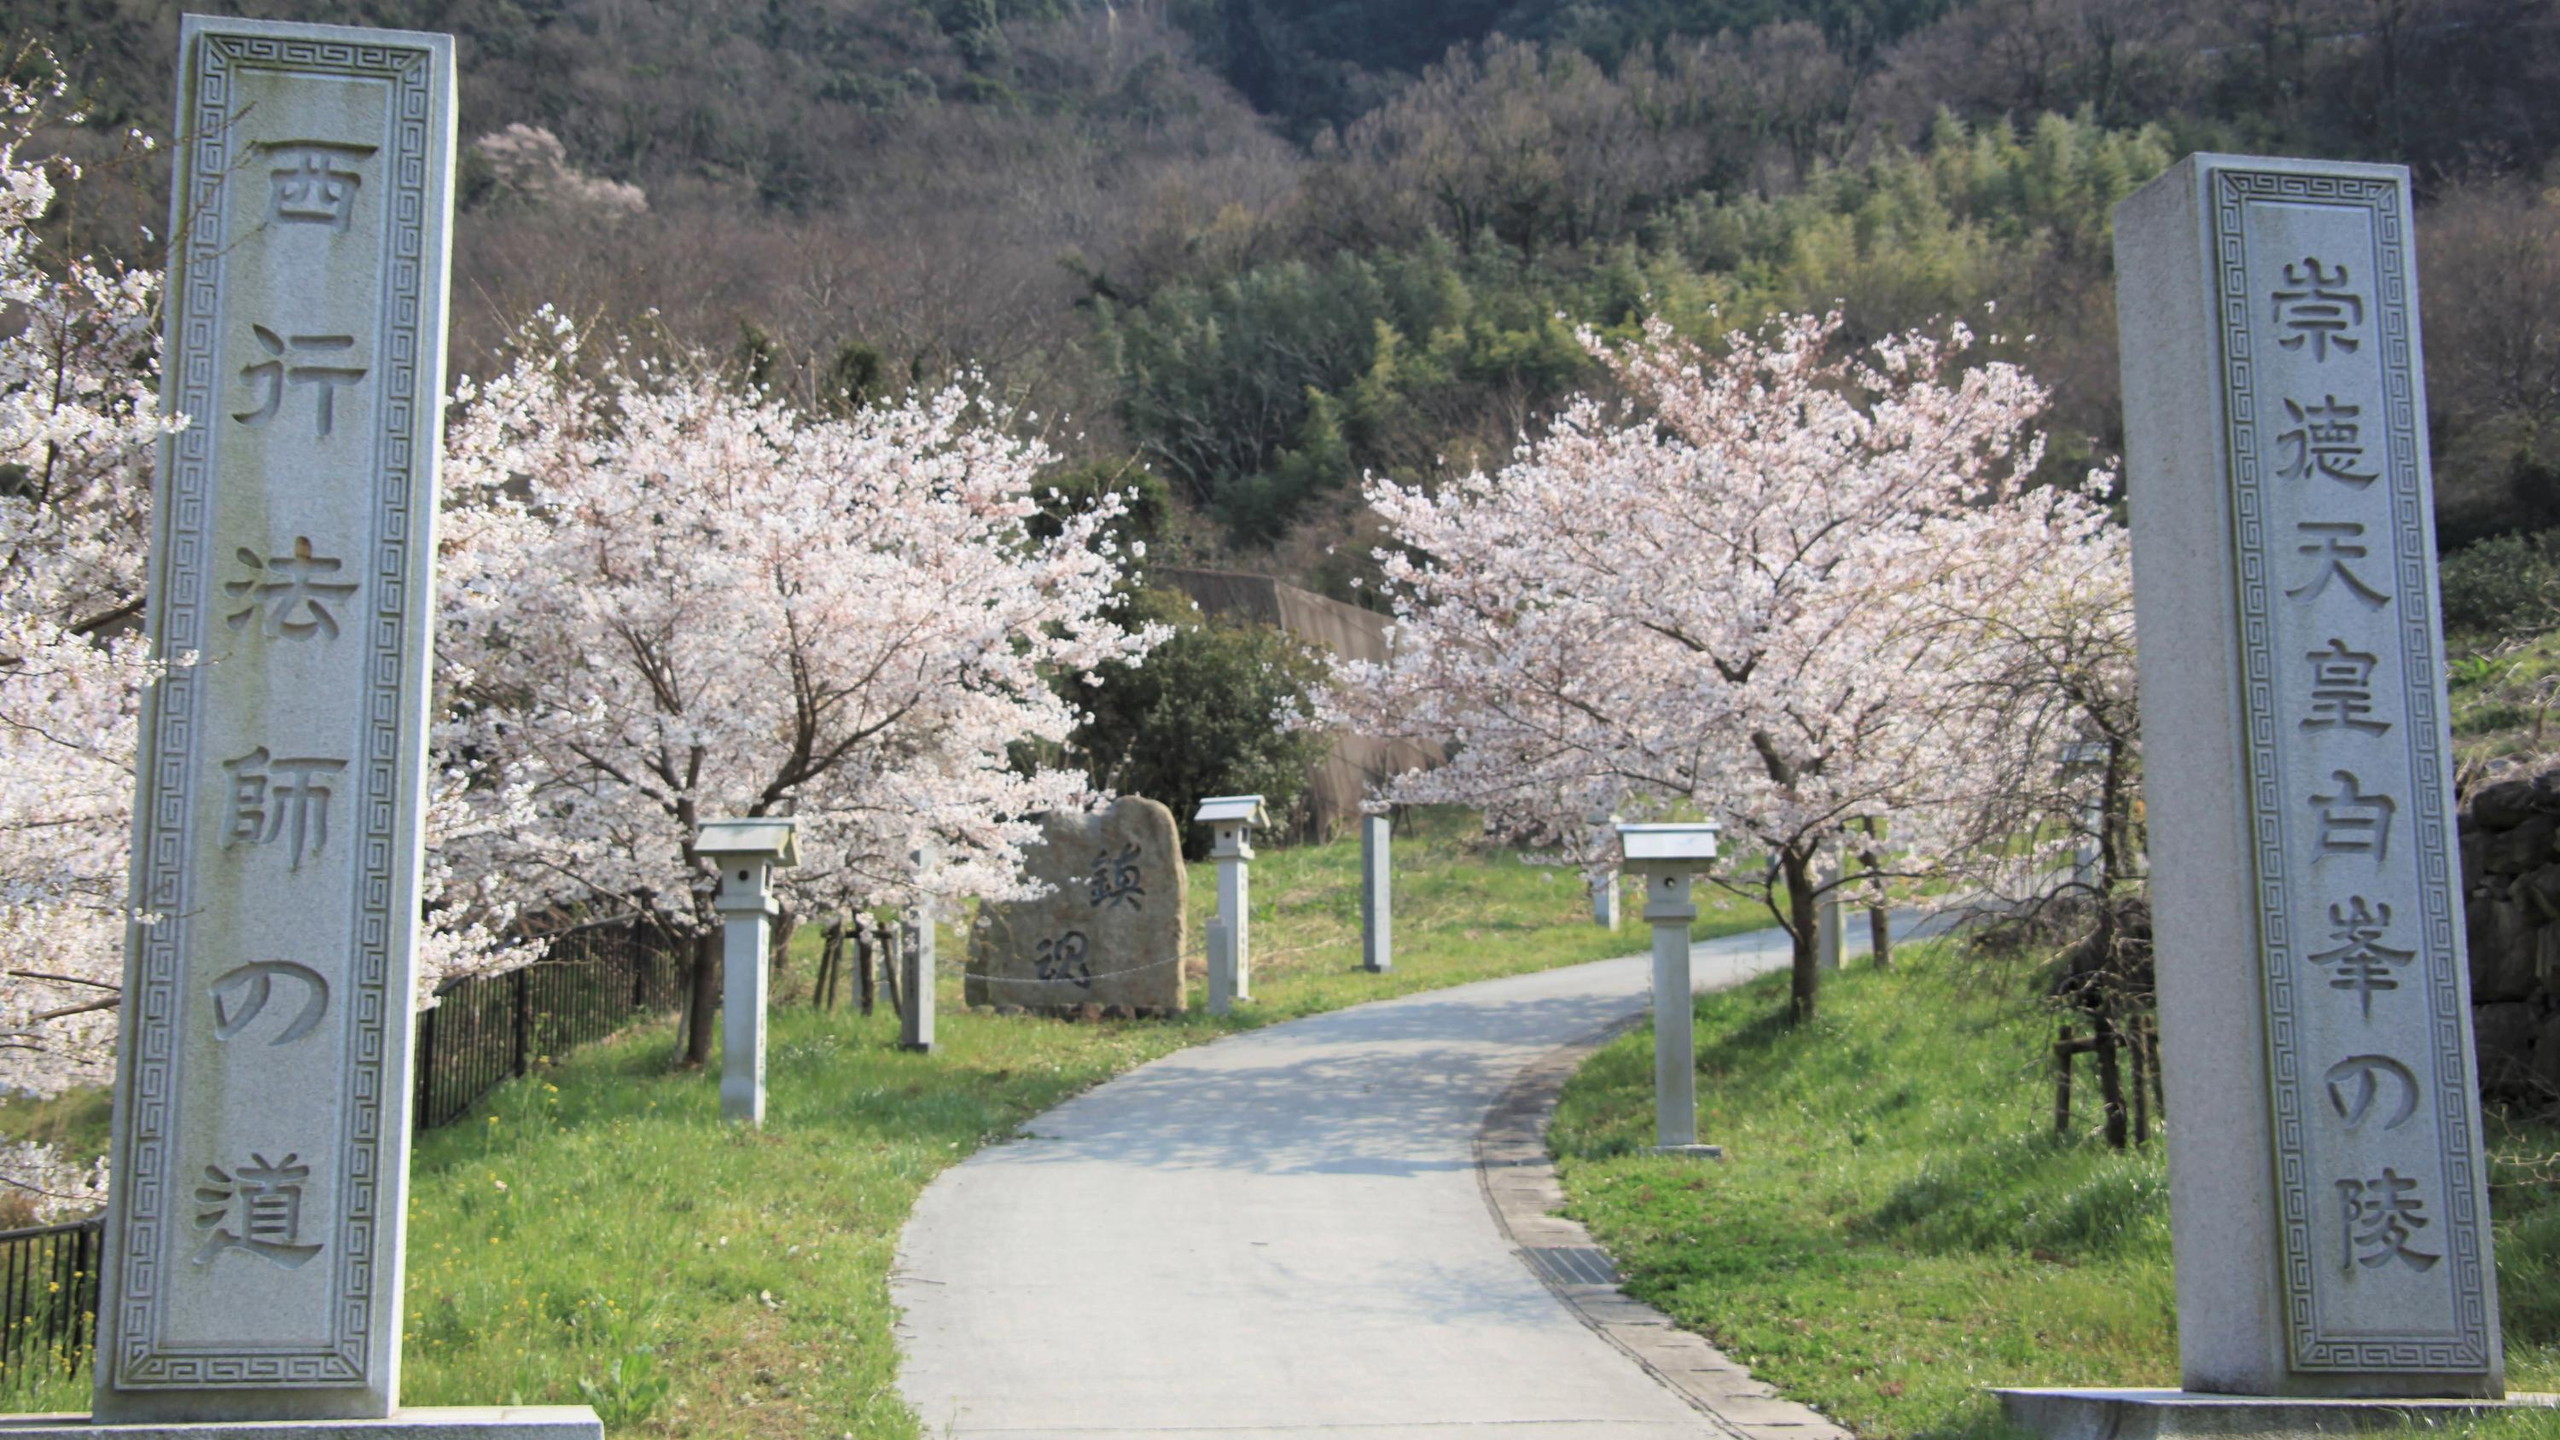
[49,17,600,1438]
[1999,153,2556,1436]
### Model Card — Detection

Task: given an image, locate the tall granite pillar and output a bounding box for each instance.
[2097,152,2502,1406]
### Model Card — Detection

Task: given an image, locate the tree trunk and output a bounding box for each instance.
[816,918,843,1010]
[1859,822,1892,970]
[2055,1023,2077,1136]
[883,924,906,1020]
[2129,1017,2151,1147]
[771,907,797,981]
[683,929,719,1067]
[2146,1017,2166,1120]
[1782,845,1821,1023]
[858,924,877,1017]
[2096,1011,2129,1151]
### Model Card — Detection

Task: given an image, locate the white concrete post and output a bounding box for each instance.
[1206,917,1235,1016]
[2075,797,2104,889]
[1218,848,1250,998]
[1361,812,1392,972]
[902,850,935,1053]
[1645,870,1699,1148]
[1816,851,1843,972]
[1588,809,1622,928]
[716,884,770,1127]
[1194,795,1266,1004]
[1618,822,1723,1160]
[696,820,799,1129]
[2061,740,2109,891]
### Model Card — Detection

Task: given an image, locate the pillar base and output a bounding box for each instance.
[0,1409,601,1439]
[1994,1388,2557,1440]
[1643,1144,1725,1159]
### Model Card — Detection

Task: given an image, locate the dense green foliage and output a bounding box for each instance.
[1552,953,2560,1439]
[1065,589,1332,850]
[2444,530,2560,641]
[1166,0,1959,134]
[1110,108,2165,539]
[1103,238,1624,538]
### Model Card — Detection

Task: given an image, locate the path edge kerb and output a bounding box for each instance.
[1475,1014,1855,1440]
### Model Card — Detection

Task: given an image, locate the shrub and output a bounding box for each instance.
[1066,589,1331,856]
[2441,529,2560,639]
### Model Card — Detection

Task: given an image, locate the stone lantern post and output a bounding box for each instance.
[695,818,800,1127]
[1194,795,1268,1007]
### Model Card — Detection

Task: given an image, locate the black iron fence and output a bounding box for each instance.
[0,1216,97,1387]
[411,915,690,1133]
[0,915,694,1383]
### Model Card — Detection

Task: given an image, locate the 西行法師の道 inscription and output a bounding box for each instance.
[97,18,453,1419]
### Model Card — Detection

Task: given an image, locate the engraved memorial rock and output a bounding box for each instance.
[2115,155,2500,1399]
[968,799,1186,1015]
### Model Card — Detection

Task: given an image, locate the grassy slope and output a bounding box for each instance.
[1550,948,2560,1440]
[1,809,1774,1432]
[2451,630,2560,771]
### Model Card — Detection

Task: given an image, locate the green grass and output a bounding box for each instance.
[2450,630,2560,766]
[1549,948,2560,1440]
[0,807,1773,1431]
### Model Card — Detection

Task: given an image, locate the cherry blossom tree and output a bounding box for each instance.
[0,71,172,1103]
[436,314,1159,1063]
[1926,495,2148,1145]
[1331,313,2118,1021]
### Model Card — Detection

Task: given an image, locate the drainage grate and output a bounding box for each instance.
[1521,1245,1620,1286]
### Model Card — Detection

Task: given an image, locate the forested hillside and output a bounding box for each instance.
[11,0,2560,591]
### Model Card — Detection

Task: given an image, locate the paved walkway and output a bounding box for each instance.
[892,920,1920,1439]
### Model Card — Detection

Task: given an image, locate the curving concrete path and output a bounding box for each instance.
[891,921,1917,1440]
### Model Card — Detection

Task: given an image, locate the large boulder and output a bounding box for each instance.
[966,798,1187,1016]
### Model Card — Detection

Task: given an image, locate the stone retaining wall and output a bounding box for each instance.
[2460,766,2560,1103]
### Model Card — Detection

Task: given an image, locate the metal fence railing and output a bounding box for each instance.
[411,915,691,1133]
[0,1216,98,1385]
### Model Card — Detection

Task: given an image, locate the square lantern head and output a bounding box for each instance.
[2059,739,2111,773]
[697,817,800,914]
[1616,821,1721,874]
[1194,794,1268,862]
[1193,795,1269,828]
